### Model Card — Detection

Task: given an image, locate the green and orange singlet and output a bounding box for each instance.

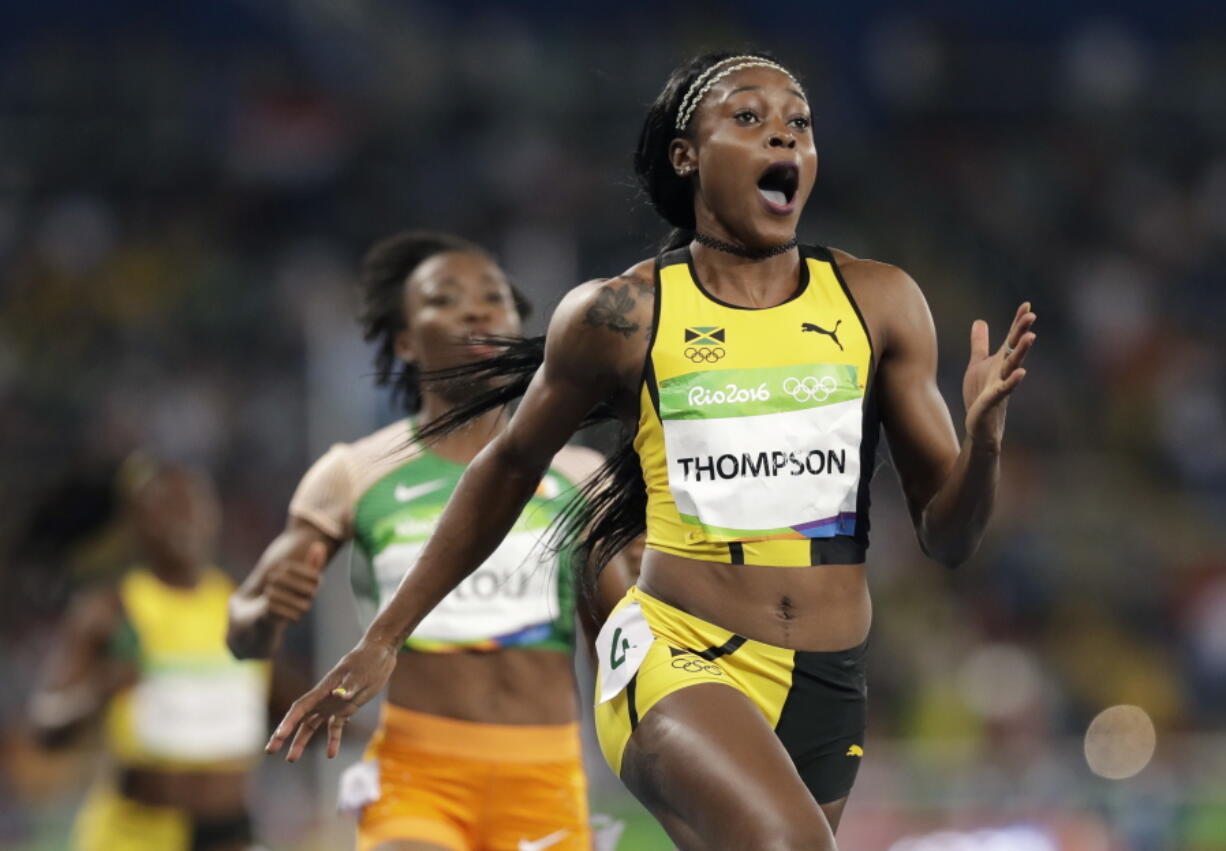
[290,421,579,652]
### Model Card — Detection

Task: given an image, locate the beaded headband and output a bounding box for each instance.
[674,56,804,133]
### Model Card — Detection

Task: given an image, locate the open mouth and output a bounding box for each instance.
[757,162,799,211]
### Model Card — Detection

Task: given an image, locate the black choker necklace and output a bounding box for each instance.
[693,232,798,260]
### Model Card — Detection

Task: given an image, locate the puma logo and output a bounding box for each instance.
[801,319,843,351]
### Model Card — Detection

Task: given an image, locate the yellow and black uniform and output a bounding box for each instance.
[636,244,878,565]
[75,567,269,851]
[595,245,876,803]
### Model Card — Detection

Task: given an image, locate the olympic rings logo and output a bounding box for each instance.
[670,656,724,675]
[782,375,838,403]
[684,346,726,363]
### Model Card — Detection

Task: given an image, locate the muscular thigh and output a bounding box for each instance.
[620,683,836,851]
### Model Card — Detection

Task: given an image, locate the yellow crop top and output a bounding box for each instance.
[104,567,269,770]
[634,245,879,567]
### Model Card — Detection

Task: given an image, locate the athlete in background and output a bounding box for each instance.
[229,231,631,851]
[31,456,269,851]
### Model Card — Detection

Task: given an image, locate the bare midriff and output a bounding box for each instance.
[118,766,250,819]
[386,647,578,725]
[636,548,872,652]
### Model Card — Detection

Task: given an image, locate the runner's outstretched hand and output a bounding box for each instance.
[963,301,1036,449]
[265,638,397,762]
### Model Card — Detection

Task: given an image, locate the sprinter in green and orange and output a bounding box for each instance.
[228,231,633,851]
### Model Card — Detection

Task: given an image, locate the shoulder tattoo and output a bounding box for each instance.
[583,275,652,339]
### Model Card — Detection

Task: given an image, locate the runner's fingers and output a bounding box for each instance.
[991,368,1027,401]
[286,712,325,763]
[268,685,328,752]
[266,588,314,617]
[326,713,347,758]
[265,597,310,622]
[977,367,1028,416]
[969,319,990,362]
[287,558,326,580]
[271,569,320,595]
[268,584,314,605]
[1003,304,1035,352]
[305,540,329,571]
[1000,332,1036,377]
[1001,367,1027,395]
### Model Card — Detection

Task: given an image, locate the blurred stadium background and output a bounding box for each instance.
[2,1,1224,849]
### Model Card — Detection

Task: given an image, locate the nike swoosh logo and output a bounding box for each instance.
[393,479,448,503]
[518,828,569,851]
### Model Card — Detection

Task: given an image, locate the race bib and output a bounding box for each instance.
[337,759,381,816]
[132,666,266,761]
[374,530,560,643]
[596,602,654,704]
[659,363,863,541]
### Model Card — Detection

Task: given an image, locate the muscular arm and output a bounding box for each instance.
[860,259,1033,567]
[29,588,132,747]
[227,518,339,659]
[365,275,652,651]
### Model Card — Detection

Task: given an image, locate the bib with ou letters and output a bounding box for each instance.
[371,530,560,645]
[352,451,577,652]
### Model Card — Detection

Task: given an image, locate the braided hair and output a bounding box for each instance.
[635,49,783,249]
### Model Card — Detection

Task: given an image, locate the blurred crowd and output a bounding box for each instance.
[1,2,1224,849]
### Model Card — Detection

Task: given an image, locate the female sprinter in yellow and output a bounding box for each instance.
[267,53,1038,850]
[228,231,621,851]
[31,459,269,851]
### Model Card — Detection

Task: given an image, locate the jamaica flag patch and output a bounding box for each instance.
[684,326,725,346]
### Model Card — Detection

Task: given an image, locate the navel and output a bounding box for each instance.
[776,595,796,622]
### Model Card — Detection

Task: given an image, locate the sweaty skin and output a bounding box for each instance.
[268,65,1035,850]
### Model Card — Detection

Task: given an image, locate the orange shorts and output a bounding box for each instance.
[356,704,591,851]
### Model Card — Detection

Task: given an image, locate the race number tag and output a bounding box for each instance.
[337,759,381,816]
[596,601,654,704]
[591,814,626,851]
